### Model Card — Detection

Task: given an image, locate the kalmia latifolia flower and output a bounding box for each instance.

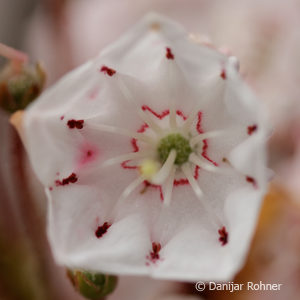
[22,14,269,281]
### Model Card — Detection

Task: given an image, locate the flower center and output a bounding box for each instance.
[157,133,192,165]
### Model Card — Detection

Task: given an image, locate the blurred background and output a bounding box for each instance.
[0,0,300,300]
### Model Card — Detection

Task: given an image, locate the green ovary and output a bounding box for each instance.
[157,133,192,165]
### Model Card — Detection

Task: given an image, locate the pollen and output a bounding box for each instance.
[139,159,160,180]
[157,133,192,165]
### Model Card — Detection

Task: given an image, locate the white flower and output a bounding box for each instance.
[22,13,269,282]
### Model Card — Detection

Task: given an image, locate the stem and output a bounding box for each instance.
[0,43,28,63]
[0,43,28,74]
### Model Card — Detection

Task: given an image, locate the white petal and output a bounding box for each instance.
[47,181,150,274]
[228,131,267,185]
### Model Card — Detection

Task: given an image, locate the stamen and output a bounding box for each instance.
[55,173,78,186]
[102,151,152,167]
[228,56,240,71]
[167,65,177,130]
[67,119,84,129]
[162,166,176,206]
[120,176,145,201]
[190,130,225,147]
[138,109,163,134]
[117,77,162,134]
[246,176,258,188]
[95,222,111,238]
[169,102,177,130]
[189,153,220,172]
[165,47,174,60]
[117,76,138,106]
[181,164,203,198]
[181,111,198,134]
[182,76,225,134]
[220,69,226,80]
[181,164,220,226]
[100,65,116,76]
[146,242,162,265]
[247,124,258,135]
[218,226,228,246]
[150,242,161,261]
[151,149,176,185]
[88,123,154,144]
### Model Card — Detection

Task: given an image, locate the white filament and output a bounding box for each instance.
[169,104,177,130]
[119,176,145,202]
[181,163,203,198]
[88,123,154,144]
[102,151,152,167]
[167,62,178,130]
[189,153,220,173]
[181,75,225,134]
[151,149,176,185]
[162,166,176,206]
[190,130,225,147]
[117,76,162,134]
[138,109,163,134]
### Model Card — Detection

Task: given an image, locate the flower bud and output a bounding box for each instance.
[0,62,46,113]
[67,269,118,300]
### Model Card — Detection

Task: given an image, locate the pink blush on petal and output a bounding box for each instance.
[77,143,100,167]
[88,87,100,100]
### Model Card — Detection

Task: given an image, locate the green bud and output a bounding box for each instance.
[0,62,46,113]
[67,269,118,300]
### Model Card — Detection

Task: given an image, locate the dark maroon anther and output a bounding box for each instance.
[100,65,116,76]
[95,222,111,238]
[55,173,78,186]
[247,124,258,135]
[166,47,174,60]
[218,226,228,246]
[67,119,84,129]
